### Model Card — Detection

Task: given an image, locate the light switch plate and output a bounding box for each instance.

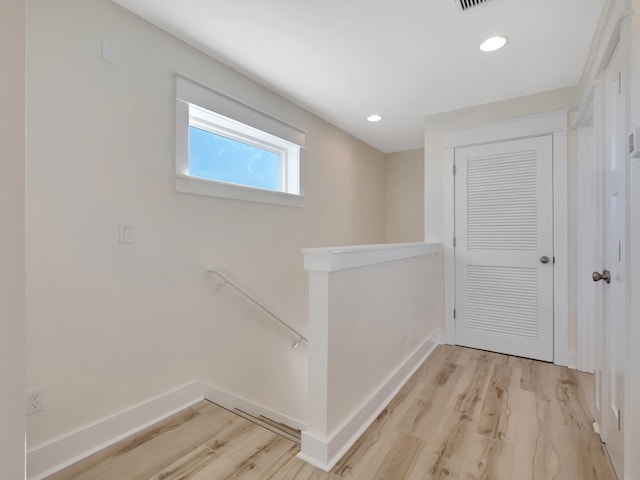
[102,38,117,65]
[119,223,134,244]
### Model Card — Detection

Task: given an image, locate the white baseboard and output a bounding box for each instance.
[298,332,442,471]
[25,331,439,479]
[567,350,579,370]
[26,379,307,480]
[27,381,204,480]
[431,329,445,346]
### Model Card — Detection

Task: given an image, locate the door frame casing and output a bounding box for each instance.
[574,1,633,475]
[442,111,570,366]
[574,0,631,376]
[575,125,601,375]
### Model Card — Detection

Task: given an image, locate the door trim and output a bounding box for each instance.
[574,2,632,453]
[575,125,601,374]
[442,111,570,366]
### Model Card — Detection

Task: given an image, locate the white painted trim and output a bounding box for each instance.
[574,2,640,477]
[442,111,570,366]
[430,328,445,345]
[302,242,438,272]
[174,72,307,207]
[589,54,607,436]
[576,126,599,373]
[443,111,569,149]
[175,72,307,146]
[574,1,630,445]
[443,149,456,345]
[575,0,631,124]
[200,382,306,432]
[553,129,570,367]
[298,334,442,471]
[175,174,305,208]
[26,382,204,480]
[26,380,308,480]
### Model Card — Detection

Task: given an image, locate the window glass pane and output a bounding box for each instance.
[188,126,280,191]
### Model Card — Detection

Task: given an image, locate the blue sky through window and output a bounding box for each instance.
[189,126,280,191]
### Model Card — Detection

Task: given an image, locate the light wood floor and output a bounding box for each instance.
[47,345,617,479]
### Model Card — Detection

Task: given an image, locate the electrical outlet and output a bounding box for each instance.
[26,387,44,415]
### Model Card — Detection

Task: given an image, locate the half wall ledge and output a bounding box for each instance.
[302,242,439,272]
[300,241,442,471]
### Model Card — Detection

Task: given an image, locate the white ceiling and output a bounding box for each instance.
[113,0,605,153]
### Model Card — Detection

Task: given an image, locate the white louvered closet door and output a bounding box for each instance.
[454,135,554,361]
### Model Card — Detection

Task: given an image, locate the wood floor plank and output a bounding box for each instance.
[509,389,539,478]
[476,364,513,440]
[450,345,475,366]
[147,445,219,480]
[372,433,422,480]
[576,370,596,421]
[261,450,339,479]
[430,413,477,479]
[419,353,518,479]
[47,404,229,480]
[508,355,543,392]
[460,435,509,480]
[193,400,222,417]
[418,353,493,480]
[331,375,422,478]
[203,414,266,455]
[454,352,495,417]
[568,425,618,480]
[402,360,466,439]
[555,367,593,430]
[47,346,618,480]
[194,435,296,480]
[532,430,564,479]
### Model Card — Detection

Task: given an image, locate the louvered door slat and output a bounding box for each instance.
[455,135,554,361]
[467,149,538,252]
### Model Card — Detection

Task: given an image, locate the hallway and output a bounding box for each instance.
[48,345,616,479]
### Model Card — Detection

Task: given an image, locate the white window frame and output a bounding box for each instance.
[175,74,305,207]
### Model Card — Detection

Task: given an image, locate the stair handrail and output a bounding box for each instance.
[207,268,308,348]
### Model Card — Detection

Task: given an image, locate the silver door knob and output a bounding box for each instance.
[540,256,551,264]
[592,270,611,284]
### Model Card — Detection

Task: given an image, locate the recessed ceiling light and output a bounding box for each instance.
[480,36,507,52]
[367,114,383,122]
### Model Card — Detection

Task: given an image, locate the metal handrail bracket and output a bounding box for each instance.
[206,268,308,348]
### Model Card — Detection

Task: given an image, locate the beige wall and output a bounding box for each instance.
[26,0,385,449]
[423,86,579,352]
[385,149,424,243]
[0,0,26,477]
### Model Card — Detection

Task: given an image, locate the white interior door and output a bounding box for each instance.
[596,43,626,477]
[454,136,554,361]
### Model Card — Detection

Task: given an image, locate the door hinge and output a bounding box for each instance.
[553,256,556,264]
[453,164,457,176]
[453,237,457,247]
[453,309,456,319]
[618,409,622,431]
[619,241,622,263]
[619,72,622,94]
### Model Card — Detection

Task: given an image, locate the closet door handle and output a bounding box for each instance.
[592,270,611,284]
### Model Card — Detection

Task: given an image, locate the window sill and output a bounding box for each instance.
[175,174,305,207]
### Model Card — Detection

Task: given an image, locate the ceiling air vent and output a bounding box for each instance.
[458,0,491,11]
